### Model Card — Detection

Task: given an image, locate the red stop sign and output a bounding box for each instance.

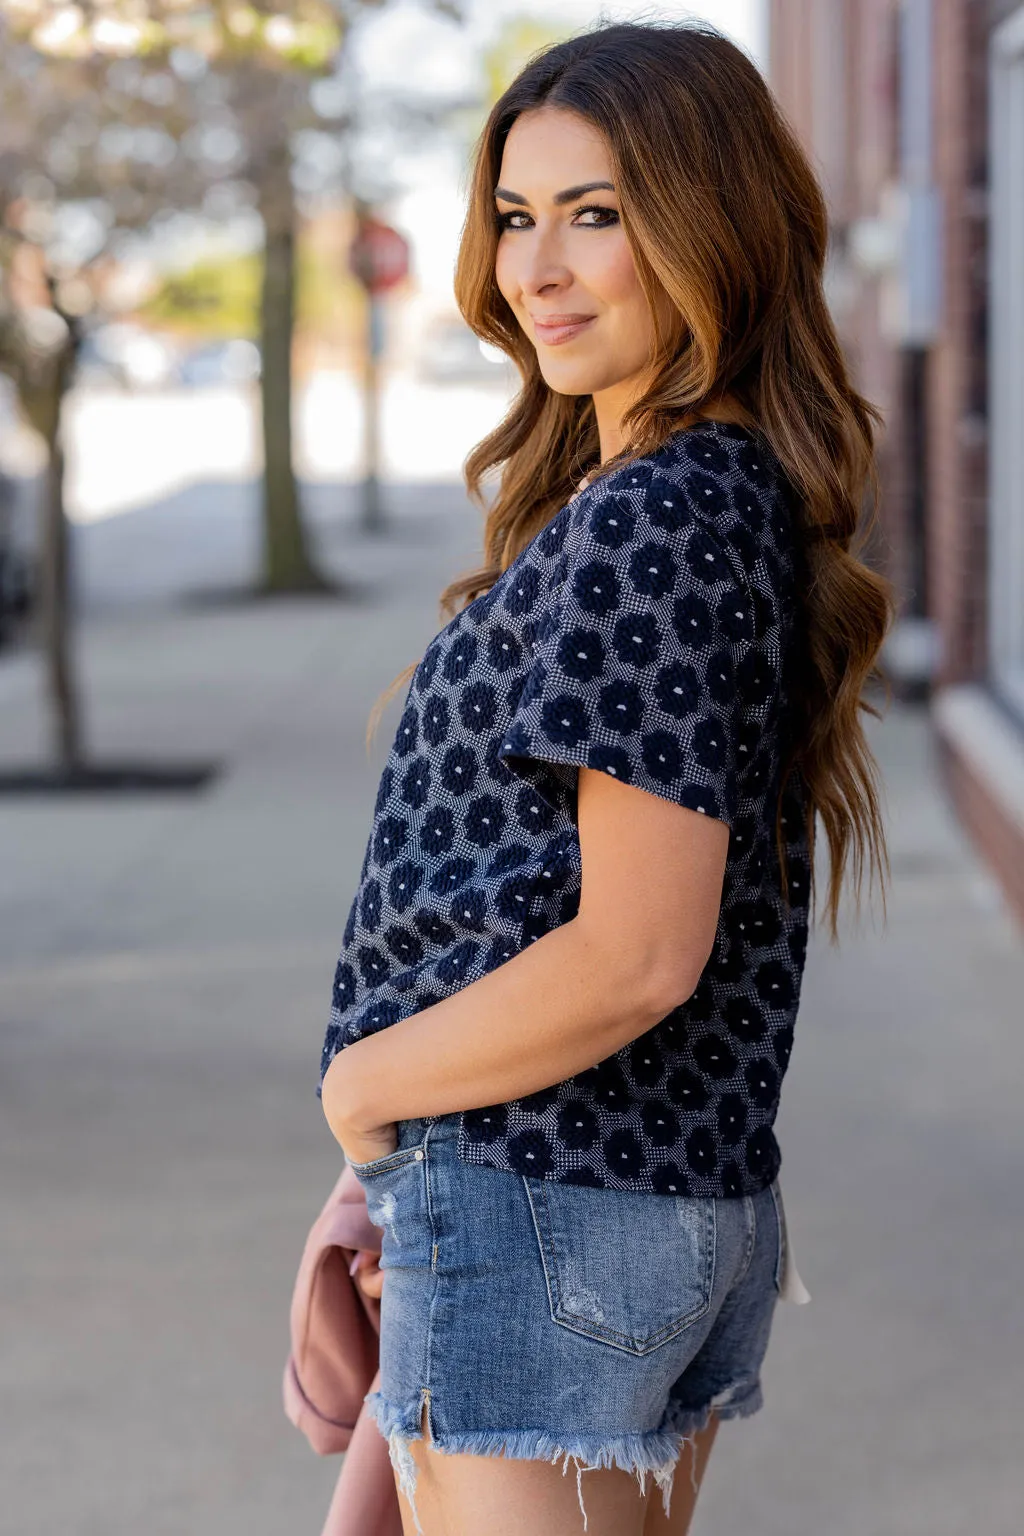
[349,217,410,294]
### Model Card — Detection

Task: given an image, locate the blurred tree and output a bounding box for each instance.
[0,10,213,771]
[0,0,462,779]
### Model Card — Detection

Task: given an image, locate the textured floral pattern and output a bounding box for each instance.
[321,422,810,1196]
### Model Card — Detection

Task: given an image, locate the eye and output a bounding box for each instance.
[496,209,533,231]
[573,204,620,228]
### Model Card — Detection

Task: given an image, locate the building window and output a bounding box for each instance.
[990,6,1024,719]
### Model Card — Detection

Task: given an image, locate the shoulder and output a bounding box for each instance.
[563,423,796,600]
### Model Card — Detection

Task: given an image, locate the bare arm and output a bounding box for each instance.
[321,764,729,1157]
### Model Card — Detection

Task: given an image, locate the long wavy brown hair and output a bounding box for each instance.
[370,21,893,939]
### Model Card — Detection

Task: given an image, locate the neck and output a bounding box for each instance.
[591,377,641,464]
[592,382,748,463]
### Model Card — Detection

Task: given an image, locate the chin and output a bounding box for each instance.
[537,360,627,397]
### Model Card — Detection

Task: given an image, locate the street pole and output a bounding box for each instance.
[349,206,408,537]
[361,289,384,535]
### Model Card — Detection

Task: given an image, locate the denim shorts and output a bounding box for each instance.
[348,1111,790,1531]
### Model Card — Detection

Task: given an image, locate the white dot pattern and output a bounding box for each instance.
[321,422,810,1197]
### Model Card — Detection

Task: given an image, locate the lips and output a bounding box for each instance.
[530,313,597,346]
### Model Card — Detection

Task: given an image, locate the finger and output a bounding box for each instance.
[357,1265,385,1299]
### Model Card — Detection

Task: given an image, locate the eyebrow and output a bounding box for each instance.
[494,180,615,207]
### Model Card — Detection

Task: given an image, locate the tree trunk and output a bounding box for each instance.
[258,143,324,592]
[40,420,79,768]
[29,338,82,773]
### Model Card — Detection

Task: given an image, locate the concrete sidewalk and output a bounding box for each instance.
[1,482,1022,1535]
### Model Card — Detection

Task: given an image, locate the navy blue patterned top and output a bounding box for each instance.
[321,420,811,1197]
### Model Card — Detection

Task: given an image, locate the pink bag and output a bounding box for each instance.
[283,1164,403,1536]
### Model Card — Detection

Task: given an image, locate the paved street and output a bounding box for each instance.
[1,481,1022,1536]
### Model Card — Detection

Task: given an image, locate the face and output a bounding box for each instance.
[494,106,663,405]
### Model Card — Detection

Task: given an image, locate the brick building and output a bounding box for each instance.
[768,0,1024,925]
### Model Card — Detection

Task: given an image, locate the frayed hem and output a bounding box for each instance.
[663,1377,764,1440]
[364,1389,704,1532]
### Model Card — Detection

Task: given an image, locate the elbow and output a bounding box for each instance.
[642,952,711,1021]
[614,934,715,1026]
[575,915,717,1033]
[635,915,718,1026]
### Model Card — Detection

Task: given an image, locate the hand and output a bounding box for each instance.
[321,1050,398,1167]
[338,1119,399,1169]
[349,1249,385,1301]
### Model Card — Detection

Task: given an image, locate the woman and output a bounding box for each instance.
[319,22,891,1536]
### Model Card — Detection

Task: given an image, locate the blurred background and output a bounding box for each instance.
[1,2,1021,1533]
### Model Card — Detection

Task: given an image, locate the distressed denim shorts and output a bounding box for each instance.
[348,1111,792,1531]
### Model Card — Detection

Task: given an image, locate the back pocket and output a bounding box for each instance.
[523,1176,716,1355]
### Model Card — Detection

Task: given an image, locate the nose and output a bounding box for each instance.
[516,222,572,300]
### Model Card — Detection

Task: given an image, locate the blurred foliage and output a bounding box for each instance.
[139,235,365,339]
[140,252,263,336]
[4,1,343,68]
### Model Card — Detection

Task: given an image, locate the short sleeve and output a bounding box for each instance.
[498,478,760,827]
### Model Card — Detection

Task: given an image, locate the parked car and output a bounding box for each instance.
[77,323,179,389]
[176,338,261,387]
[417,317,511,383]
